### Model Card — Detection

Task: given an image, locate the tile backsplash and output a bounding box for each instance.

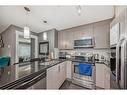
[60,49,111,61]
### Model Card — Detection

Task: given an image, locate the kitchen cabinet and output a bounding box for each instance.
[110,23,120,47]
[58,24,94,50]
[58,19,111,50]
[104,64,110,89]
[38,29,58,54]
[93,20,111,49]
[58,31,66,49]
[66,61,72,79]
[96,63,105,88]
[46,61,66,89]
[96,63,110,89]
[59,61,66,85]
[73,24,94,40]
[110,8,126,43]
[58,30,73,49]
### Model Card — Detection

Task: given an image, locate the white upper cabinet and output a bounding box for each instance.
[58,30,74,49]
[110,23,120,47]
[110,8,126,47]
[93,19,111,49]
[58,19,111,49]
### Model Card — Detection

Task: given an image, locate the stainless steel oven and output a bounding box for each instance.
[71,54,95,89]
[72,61,95,89]
[74,37,95,48]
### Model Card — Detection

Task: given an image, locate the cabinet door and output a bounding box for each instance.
[96,63,105,88]
[47,62,66,89]
[66,31,74,49]
[66,61,72,79]
[118,9,126,38]
[110,23,119,46]
[73,24,94,40]
[58,30,74,49]
[110,9,126,44]
[59,61,66,87]
[47,64,60,89]
[104,65,110,89]
[58,31,66,49]
[94,20,110,49]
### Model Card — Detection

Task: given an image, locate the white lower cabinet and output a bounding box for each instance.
[46,61,66,89]
[104,65,110,89]
[66,61,72,79]
[96,63,110,89]
[96,63,105,88]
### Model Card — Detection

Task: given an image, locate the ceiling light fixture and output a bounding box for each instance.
[24,7,30,39]
[43,20,47,24]
[77,5,82,16]
[43,32,47,40]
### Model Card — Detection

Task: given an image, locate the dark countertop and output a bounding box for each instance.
[0,58,95,89]
[0,59,66,89]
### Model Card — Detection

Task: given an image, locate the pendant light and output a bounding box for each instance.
[24,7,30,39]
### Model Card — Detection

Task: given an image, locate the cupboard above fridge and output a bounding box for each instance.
[110,23,120,47]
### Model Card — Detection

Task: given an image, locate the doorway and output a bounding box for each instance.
[15,31,38,63]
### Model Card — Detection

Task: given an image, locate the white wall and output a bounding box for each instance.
[0,25,38,64]
[0,25,16,64]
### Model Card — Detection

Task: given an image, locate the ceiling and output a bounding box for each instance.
[0,6,114,33]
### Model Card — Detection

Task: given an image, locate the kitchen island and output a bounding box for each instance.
[0,58,107,89]
[0,59,66,89]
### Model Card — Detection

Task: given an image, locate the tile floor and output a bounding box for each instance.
[60,80,89,89]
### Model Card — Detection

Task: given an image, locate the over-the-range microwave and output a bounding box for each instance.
[74,37,95,48]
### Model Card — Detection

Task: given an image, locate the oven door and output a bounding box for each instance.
[72,62,79,75]
[72,61,87,79]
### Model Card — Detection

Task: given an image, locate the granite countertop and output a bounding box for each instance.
[0,58,96,89]
[0,59,66,89]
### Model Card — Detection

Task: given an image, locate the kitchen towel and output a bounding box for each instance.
[79,63,92,76]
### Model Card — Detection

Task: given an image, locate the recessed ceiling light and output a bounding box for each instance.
[43,20,47,24]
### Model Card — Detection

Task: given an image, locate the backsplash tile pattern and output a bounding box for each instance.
[60,49,111,62]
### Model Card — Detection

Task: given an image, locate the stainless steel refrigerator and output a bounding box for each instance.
[116,35,127,89]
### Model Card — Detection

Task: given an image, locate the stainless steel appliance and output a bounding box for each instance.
[116,36,127,89]
[72,54,96,89]
[74,37,95,48]
[59,52,67,59]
